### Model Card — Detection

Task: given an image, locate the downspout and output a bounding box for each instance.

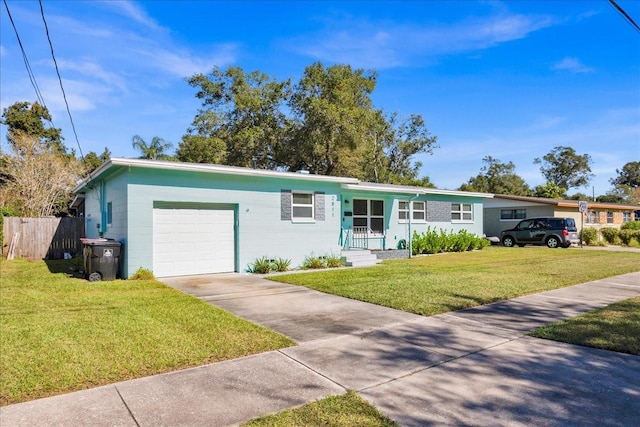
[408,193,420,259]
[99,180,106,237]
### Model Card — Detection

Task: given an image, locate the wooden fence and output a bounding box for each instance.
[3,217,85,260]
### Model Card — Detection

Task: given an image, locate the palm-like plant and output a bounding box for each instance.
[131,135,173,160]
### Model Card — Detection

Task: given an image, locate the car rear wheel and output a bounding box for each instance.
[502,236,515,247]
[546,236,560,248]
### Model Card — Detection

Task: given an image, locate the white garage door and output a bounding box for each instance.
[153,207,235,277]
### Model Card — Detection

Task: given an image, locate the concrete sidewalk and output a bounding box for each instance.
[2,272,639,426]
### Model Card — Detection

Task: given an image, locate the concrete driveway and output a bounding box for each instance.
[161,272,419,342]
[3,271,639,426]
[161,271,640,426]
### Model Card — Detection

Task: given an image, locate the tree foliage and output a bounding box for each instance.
[610,161,640,188]
[0,101,66,155]
[459,156,531,195]
[534,146,593,190]
[179,63,436,185]
[533,182,567,199]
[0,132,82,216]
[179,66,291,169]
[131,135,174,160]
[1,102,84,216]
[83,147,111,173]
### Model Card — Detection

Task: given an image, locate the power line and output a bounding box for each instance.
[39,0,85,160]
[608,0,640,33]
[2,0,48,111]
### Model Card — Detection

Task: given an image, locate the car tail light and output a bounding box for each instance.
[562,230,569,236]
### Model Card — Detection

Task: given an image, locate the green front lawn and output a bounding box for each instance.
[0,259,294,406]
[531,296,640,355]
[242,391,397,427]
[271,247,640,316]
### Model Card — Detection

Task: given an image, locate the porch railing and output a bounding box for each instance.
[340,227,386,250]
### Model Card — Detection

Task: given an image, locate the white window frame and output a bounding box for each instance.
[452,203,473,222]
[354,198,385,234]
[398,201,409,221]
[623,211,631,223]
[291,192,314,222]
[398,201,426,222]
[606,211,614,224]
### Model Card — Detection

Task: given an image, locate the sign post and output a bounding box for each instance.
[578,201,588,248]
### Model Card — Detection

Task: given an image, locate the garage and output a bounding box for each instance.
[153,205,236,277]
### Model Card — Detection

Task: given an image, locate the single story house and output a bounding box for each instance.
[74,158,492,278]
[483,194,638,238]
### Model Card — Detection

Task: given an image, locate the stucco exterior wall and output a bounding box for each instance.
[123,168,343,276]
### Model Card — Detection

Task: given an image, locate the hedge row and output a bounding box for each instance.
[412,228,490,255]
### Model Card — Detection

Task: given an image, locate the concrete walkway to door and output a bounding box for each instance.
[2,271,639,426]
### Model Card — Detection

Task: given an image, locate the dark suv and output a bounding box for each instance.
[501,217,579,248]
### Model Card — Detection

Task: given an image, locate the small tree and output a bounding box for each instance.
[131,135,174,160]
[0,132,82,216]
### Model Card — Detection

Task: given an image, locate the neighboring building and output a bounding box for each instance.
[483,194,638,238]
[74,158,492,278]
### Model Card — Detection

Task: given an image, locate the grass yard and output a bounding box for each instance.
[531,296,640,355]
[271,247,640,316]
[242,391,397,427]
[0,259,294,406]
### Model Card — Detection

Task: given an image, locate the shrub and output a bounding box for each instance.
[621,221,640,231]
[600,227,620,245]
[580,228,598,246]
[302,255,326,269]
[130,268,155,280]
[412,228,489,255]
[324,253,344,268]
[271,257,291,272]
[248,256,273,274]
[619,230,640,246]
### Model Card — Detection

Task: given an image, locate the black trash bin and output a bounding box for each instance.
[81,238,122,282]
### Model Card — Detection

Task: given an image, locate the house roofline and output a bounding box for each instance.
[75,158,360,192]
[342,182,493,198]
[74,158,493,199]
[492,194,639,210]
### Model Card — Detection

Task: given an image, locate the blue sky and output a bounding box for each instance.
[1,1,638,195]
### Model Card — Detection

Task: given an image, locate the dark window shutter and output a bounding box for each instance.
[281,190,292,220]
[314,192,325,221]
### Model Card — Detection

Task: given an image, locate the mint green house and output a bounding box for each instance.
[74,158,491,278]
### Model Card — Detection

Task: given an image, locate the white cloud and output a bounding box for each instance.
[57,59,128,92]
[287,11,554,68]
[551,57,594,73]
[99,0,164,32]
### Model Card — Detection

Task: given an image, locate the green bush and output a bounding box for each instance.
[580,228,598,246]
[621,221,640,230]
[619,230,640,246]
[324,253,344,268]
[130,268,155,280]
[248,256,273,274]
[302,255,326,269]
[271,257,291,272]
[600,227,620,245]
[412,228,489,255]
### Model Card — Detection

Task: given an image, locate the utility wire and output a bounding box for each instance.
[39,0,86,161]
[608,0,640,33]
[3,0,48,112]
